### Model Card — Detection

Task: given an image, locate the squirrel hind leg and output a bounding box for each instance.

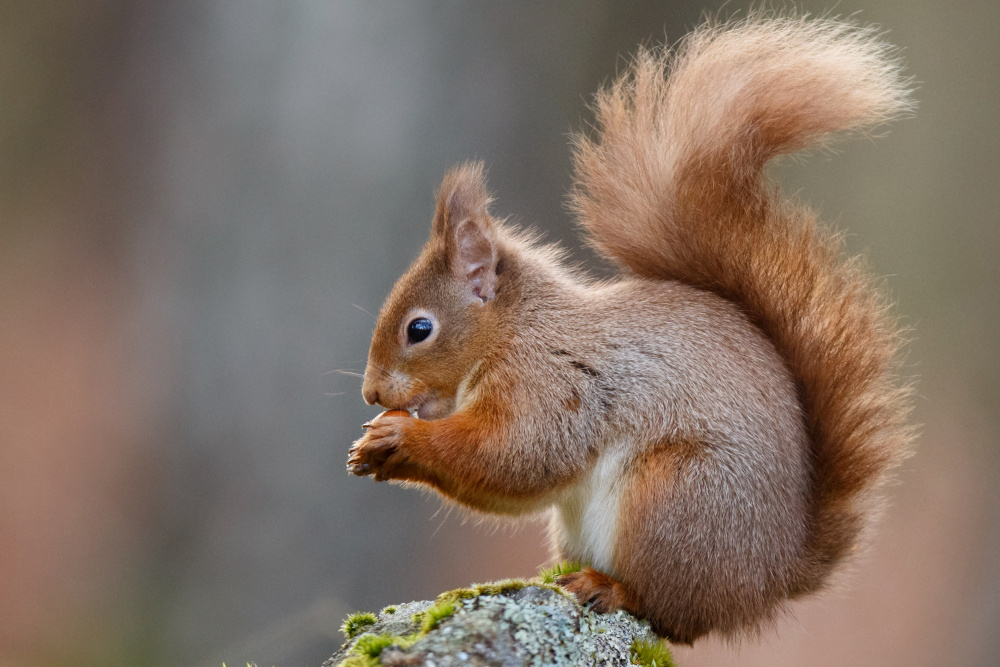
[557,567,635,615]
[557,567,696,646]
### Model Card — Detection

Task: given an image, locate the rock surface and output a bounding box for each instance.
[323,583,673,667]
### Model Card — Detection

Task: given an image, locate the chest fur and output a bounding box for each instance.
[551,445,630,573]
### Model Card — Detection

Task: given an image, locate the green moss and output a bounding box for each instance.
[419,599,456,633]
[338,631,421,667]
[337,657,375,667]
[630,638,675,667]
[380,605,397,615]
[338,633,393,667]
[472,578,534,597]
[354,633,395,657]
[538,561,584,584]
[340,611,377,640]
[337,653,381,667]
[433,577,546,607]
[427,587,476,609]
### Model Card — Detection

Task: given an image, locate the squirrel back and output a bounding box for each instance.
[351,14,915,645]
[569,14,914,598]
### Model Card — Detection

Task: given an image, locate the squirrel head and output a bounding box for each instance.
[362,162,503,420]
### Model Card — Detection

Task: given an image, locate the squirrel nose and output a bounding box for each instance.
[362,385,380,406]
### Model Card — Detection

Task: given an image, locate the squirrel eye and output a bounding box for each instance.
[406,317,433,344]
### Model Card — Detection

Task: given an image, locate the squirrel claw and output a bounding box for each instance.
[346,441,375,476]
[347,422,404,479]
[347,459,371,476]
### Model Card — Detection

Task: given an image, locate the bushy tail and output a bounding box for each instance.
[570,14,914,594]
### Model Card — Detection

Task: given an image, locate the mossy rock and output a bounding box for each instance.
[323,580,674,666]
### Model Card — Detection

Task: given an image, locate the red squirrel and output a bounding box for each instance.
[347,15,914,644]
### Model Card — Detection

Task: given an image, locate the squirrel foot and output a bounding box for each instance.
[557,567,632,615]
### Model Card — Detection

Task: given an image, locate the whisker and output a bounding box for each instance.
[358,363,393,380]
[324,392,347,397]
[352,304,378,321]
[326,369,366,378]
[368,365,393,379]
[324,360,395,382]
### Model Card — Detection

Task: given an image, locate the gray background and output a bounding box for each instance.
[1,1,998,666]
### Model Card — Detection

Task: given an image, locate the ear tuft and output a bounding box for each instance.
[432,161,492,239]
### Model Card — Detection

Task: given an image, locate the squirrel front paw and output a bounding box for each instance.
[347,416,411,481]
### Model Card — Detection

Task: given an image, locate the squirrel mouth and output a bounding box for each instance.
[407,394,454,421]
[403,396,428,420]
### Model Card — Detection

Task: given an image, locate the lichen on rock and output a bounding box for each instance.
[324,581,674,667]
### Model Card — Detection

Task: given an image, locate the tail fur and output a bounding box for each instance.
[570,14,915,595]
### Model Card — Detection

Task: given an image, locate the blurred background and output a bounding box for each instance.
[1,1,998,665]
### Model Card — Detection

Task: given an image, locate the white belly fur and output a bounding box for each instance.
[553,444,629,573]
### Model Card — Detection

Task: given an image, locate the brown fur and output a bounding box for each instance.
[348,14,914,643]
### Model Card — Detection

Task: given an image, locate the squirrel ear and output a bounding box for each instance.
[432,162,498,303]
[452,217,497,303]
